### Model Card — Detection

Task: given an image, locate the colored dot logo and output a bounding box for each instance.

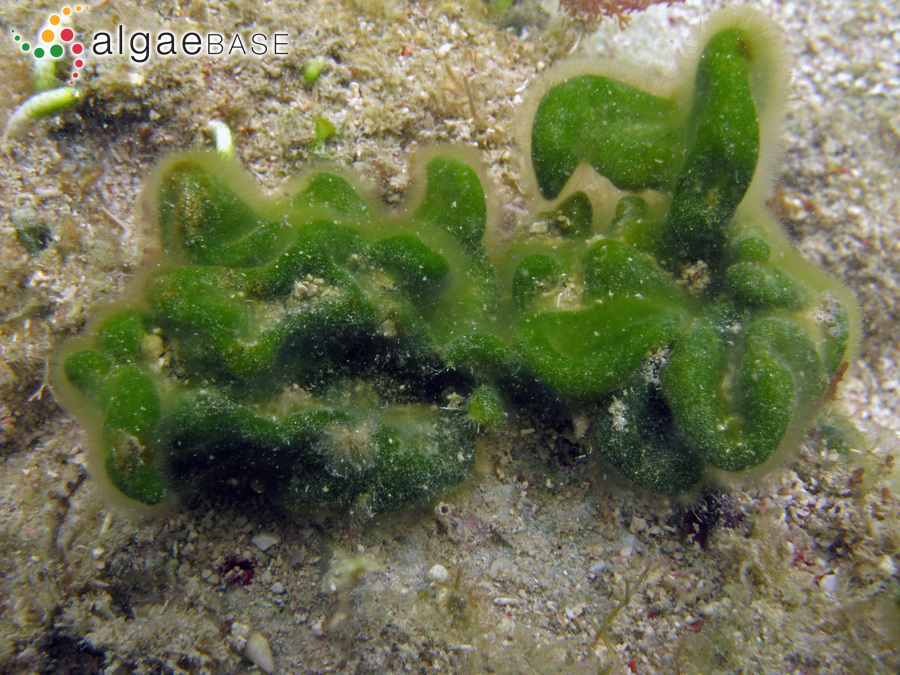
[10,6,89,84]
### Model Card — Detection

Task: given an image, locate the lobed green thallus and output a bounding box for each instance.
[53,11,859,512]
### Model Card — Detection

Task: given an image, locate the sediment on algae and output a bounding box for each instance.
[51,8,860,511]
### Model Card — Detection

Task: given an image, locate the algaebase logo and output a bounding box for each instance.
[9,5,289,83]
[3,5,288,141]
[10,5,89,85]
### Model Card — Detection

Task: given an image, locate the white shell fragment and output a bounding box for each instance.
[245,631,275,673]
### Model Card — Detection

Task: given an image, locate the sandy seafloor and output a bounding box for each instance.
[0,0,898,672]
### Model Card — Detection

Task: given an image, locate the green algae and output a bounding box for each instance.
[51,9,860,510]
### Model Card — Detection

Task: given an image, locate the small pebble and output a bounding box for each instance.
[878,555,897,575]
[428,564,449,583]
[252,532,281,552]
[589,561,607,577]
[818,572,839,594]
[564,602,585,619]
[230,621,249,650]
[496,616,516,636]
[488,556,513,580]
[271,581,286,594]
[310,616,327,637]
